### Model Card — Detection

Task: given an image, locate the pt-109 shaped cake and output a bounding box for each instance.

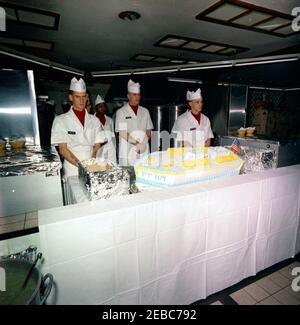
[134,146,244,188]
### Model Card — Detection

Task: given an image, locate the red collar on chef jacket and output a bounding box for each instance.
[96,113,106,126]
[129,104,139,116]
[191,111,201,125]
[72,107,86,127]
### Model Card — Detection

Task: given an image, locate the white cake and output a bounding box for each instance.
[134,146,244,188]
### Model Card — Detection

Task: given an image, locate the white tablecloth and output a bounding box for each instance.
[65,176,89,204]
[38,165,300,305]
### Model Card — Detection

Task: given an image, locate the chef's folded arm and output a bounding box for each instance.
[118,130,139,145]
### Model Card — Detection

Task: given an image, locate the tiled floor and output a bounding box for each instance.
[0,211,38,236]
[193,257,300,305]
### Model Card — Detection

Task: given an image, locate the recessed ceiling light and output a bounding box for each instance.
[118,11,141,21]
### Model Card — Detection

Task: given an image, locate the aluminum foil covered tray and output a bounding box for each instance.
[0,146,62,177]
[238,146,277,174]
[79,159,130,201]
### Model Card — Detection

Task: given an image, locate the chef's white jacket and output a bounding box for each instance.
[172,110,214,147]
[115,103,153,166]
[51,107,104,178]
[95,114,117,163]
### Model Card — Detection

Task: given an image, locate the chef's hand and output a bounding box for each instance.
[135,142,146,154]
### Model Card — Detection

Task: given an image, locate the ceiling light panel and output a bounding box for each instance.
[206,3,247,21]
[232,11,271,26]
[131,53,201,65]
[0,37,23,45]
[196,0,297,37]
[218,47,238,55]
[155,35,248,55]
[134,55,155,61]
[159,38,187,47]
[17,10,56,27]
[256,17,291,30]
[153,57,170,62]
[0,2,60,30]
[201,45,226,53]
[182,41,207,50]
[275,25,295,35]
[0,36,53,50]
[24,40,52,50]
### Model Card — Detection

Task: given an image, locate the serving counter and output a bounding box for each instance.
[36,164,300,305]
[0,146,63,219]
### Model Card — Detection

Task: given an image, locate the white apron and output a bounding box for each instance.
[51,108,104,178]
[115,103,154,166]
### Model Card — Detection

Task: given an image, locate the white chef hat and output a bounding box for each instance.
[69,77,86,92]
[95,94,105,106]
[186,88,202,101]
[127,79,141,94]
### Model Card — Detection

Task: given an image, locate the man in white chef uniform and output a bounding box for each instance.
[51,77,104,178]
[115,80,153,166]
[172,88,214,147]
[94,95,116,163]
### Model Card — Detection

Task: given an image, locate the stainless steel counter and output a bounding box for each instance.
[218,135,300,167]
[0,146,63,218]
[0,146,61,177]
